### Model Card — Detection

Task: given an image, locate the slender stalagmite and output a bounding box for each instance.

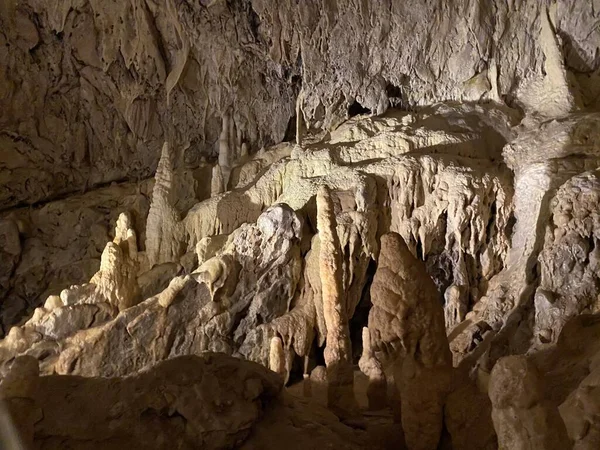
[316,185,360,421]
[269,336,287,381]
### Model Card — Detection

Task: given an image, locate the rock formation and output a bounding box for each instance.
[2,1,600,447]
[489,355,570,450]
[317,185,360,421]
[0,353,282,450]
[358,327,386,411]
[368,232,452,450]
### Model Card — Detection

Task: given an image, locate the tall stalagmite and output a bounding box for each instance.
[369,232,452,450]
[316,185,360,421]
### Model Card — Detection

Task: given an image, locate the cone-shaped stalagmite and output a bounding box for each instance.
[369,232,452,450]
[145,142,182,267]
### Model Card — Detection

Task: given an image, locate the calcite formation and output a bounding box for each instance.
[317,185,360,421]
[368,232,452,450]
[489,356,570,450]
[2,0,600,448]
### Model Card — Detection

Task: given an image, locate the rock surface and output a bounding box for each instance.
[367,232,452,450]
[3,1,600,447]
[1,353,283,449]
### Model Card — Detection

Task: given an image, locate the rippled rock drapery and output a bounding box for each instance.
[2,0,599,211]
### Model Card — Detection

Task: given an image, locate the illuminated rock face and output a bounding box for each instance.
[2,1,600,448]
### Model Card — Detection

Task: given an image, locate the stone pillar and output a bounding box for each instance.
[316,185,360,421]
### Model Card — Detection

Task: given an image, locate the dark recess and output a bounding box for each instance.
[284,114,297,142]
[348,100,371,117]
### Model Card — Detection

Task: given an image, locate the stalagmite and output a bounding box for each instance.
[218,114,233,190]
[269,336,287,381]
[295,90,304,145]
[211,164,225,197]
[368,232,452,450]
[316,185,360,421]
[145,142,183,267]
[444,284,467,331]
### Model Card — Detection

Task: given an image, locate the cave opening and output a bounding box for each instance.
[348,99,371,117]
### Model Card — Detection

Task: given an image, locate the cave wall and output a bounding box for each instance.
[1,0,599,210]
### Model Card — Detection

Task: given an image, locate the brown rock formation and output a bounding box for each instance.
[368,232,452,450]
[358,327,387,411]
[1,354,282,450]
[489,355,570,450]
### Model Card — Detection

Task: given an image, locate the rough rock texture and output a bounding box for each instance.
[489,355,570,450]
[3,2,600,444]
[0,180,152,336]
[534,170,600,345]
[0,353,283,449]
[2,0,599,211]
[358,327,386,411]
[368,232,452,450]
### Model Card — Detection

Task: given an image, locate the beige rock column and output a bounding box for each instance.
[269,336,287,381]
[489,355,570,450]
[316,185,360,420]
[90,212,140,311]
[145,142,182,267]
[211,165,225,196]
[218,113,233,190]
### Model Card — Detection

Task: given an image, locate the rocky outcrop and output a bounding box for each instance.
[489,355,570,450]
[534,170,600,345]
[0,353,283,450]
[0,180,152,336]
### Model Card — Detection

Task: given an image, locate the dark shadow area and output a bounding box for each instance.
[348,100,371,117]
[283,114,297,142]
[349,259,377,364]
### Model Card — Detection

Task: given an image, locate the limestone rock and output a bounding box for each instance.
[358,327,386,411]
[535,170,600,345]
[145,142,184,268]
[369,232,452,450]
[2,354,282,450]
[489,355,570,450]
[0,181,152,336]
[317,185,360,421]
